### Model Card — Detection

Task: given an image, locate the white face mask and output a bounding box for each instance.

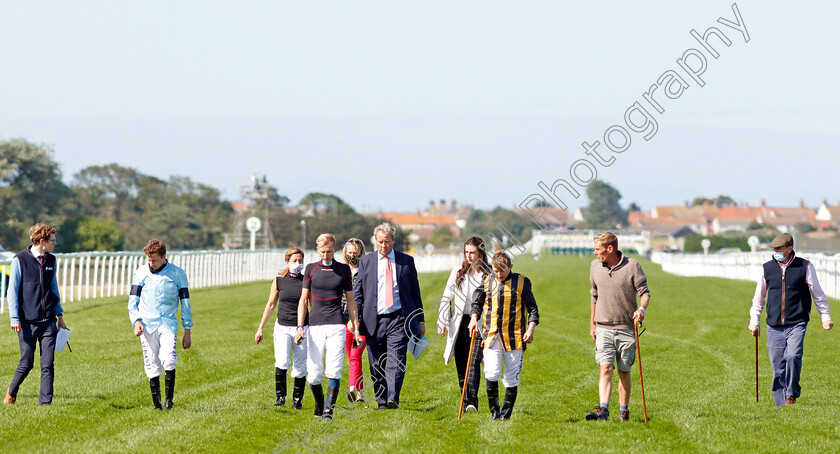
[773,251,786,262]
[290,263,305,274]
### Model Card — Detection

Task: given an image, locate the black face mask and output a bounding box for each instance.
[346,254,360,266]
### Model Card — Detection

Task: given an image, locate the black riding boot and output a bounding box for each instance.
[275,368,287,407]
[149,376,163,410]
[310,383,324,417]
[164,369,175,410]
[486,379,500,420]
[322,386,339,419]
[292,377,306,410]
[499,386,518,420]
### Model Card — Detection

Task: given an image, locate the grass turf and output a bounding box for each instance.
[1,254,839,453]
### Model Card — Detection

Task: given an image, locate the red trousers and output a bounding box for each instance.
[345,327,366,390]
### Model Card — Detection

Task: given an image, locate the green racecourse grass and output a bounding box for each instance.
[2,254,840,453]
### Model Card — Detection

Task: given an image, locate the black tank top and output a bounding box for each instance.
[276,273,306,327]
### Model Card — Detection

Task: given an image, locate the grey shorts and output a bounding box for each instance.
[594,327,636,371]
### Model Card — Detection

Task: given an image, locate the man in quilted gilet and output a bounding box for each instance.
[748,233,833,406]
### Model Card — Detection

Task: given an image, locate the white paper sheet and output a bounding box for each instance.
[56,328,71,352]
[408,335,429,360]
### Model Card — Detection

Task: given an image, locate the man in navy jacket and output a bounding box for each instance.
[353,223,425,409]
[4,224,68,405]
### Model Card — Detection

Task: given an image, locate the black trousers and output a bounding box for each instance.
[366,311,409,406]
[454,314,482,407]
[9,320,58,404]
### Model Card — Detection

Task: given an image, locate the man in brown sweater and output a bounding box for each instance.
[585,232,650,422]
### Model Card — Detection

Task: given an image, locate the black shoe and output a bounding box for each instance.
[386,400,398,409]
[620,410,630,421]
[310,384,324,417]
[585,405,609,421]
[486,380,500,420]
[292,377,306,410]
[347,389,362,403]
[322,386,339,419]
[275,368,287,407]
[164,370,176,410]
[150,376,163,410]
[499,386,518,420]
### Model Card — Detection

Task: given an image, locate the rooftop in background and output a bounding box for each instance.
[628,198,826,237]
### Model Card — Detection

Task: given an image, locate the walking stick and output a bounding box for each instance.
[634,321,648,423]
[458,330,477,420]
[754,332,759,403]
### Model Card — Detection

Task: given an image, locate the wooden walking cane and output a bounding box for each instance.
[754,332,759,402]
[634,321,648,423]
[458,330,477,420]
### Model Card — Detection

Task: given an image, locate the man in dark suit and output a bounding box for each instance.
[353,222,425,409]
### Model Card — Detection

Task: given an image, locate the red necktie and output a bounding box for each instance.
[384,256,394,309]
[38,256,45,265]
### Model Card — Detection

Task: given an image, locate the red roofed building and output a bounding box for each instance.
[628,203,713,235]
[380,213,459,243]
[630,199,817,237]
[378,199,471,244]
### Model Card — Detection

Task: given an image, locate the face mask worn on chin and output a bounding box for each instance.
[291,264,305,275]
[773,251,786,262]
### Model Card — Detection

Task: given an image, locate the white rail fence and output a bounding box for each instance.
[0,249,462,312]
[651,251,840,300]
[528,229,651,255]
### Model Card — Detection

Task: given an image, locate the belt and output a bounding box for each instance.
[379,310,402,318]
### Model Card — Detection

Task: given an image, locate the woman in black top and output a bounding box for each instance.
[255,248,308,409]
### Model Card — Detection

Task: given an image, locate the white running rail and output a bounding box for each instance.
[651,251,840,299]
[0,249,461,312]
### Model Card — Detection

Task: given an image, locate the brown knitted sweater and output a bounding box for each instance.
[590,253,650,330]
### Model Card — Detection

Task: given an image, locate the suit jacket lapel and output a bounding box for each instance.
[368,254,378,304]
[394,251,402,286]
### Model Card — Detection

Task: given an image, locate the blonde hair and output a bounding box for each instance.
[316,233,336,250]
[594,232,618,250]
[343,238,366,256]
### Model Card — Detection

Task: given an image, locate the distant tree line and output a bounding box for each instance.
[0,139,235,252]
[269,192,413,252]
[0,139,412,254]
[3,138,643,254]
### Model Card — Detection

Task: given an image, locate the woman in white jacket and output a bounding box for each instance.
[437,236,489,413]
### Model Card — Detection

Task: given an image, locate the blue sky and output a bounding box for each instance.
[1,1,837,212]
